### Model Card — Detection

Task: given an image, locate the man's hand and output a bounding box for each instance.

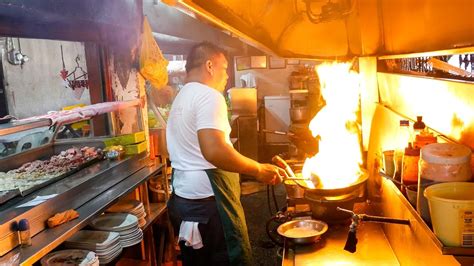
[255,164,287,185]
[198,129,288,184]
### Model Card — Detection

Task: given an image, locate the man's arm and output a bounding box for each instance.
[198,128,285,184]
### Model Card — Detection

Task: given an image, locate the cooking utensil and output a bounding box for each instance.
[272,155,297,179]
[305,193,361,222]
[296,170,368,196]
[379,171,417,200]
[286,177,311,181]
[290,106,310,122]
[277,219,328,245]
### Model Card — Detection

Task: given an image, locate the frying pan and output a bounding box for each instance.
[277,219,328,245]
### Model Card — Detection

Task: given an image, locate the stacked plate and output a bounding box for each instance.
[90,213,143,248]
[41,249,99,266]
[64,231,122,264]
[106,200,147,228]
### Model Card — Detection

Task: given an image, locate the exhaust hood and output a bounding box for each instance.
[171,0,474,59]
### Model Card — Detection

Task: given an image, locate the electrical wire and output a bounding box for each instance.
[271,185,279,213]
[303,0,356,24]
[266,185,273,216]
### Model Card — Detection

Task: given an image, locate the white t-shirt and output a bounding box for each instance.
[166,82,232,199]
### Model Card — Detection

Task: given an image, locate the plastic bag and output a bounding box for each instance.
[139,17,169,89]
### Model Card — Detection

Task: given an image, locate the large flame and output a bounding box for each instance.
[302,63,362,189]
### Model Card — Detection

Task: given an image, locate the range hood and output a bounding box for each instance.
[169,0,474,59]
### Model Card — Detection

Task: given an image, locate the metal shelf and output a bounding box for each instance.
[142,203,167,231]
[3,160,163,265]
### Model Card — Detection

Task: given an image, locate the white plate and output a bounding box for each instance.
[66,240,121,255]
[65,231,120,249]
[41,249,97,266]
[98,247,122,263]
[95,244,122,256]
[121,230,143,242]
[117,226,140,236]
[90,213,138,231]
[120,229,142,240]
[106,200,142,213]
[65,240,120,253]
[121,236,143,248]
[134,211,146,218]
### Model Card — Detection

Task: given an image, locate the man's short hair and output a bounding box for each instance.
[185,42,226,73]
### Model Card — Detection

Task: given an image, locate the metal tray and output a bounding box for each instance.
[0,156,102,205]
[0,189,20,205]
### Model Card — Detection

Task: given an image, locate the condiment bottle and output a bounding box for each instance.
[413,116,436,148]
[18,219,32,247]
[393,120,411,180]
[413,116,426,136]
[402,143,420,187]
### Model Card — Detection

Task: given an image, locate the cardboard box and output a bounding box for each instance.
[103,131,146,147]
[124,141,147,155]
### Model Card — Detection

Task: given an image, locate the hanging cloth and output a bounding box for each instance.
[139,16,169,89]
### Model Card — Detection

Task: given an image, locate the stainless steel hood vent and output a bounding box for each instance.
[170,0,474,59]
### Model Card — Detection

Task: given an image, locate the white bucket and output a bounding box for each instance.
[424,182,474,247]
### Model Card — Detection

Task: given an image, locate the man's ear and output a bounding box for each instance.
[206,60,213,73]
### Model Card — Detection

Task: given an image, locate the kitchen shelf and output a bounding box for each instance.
[143,202,167,231]
[2,160,163,265]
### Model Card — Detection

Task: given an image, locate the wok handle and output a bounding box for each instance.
[361,214,410,225]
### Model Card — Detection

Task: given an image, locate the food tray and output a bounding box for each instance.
[0,156,102,205]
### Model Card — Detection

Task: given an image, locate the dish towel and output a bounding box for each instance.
[178,221,203,249]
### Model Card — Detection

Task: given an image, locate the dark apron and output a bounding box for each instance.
[204,169,252,266]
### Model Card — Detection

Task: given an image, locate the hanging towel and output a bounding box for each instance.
[178,221,203,249]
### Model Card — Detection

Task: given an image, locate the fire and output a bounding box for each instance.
[302,62,362,189]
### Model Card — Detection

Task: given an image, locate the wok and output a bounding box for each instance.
[295,170,369,197]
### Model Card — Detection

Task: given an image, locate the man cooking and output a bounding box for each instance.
[166,42,286,266]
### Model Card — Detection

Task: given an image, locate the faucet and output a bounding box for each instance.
[337,207,410,253]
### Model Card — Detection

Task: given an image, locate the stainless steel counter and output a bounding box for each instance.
[0,155,163,265]
[282,203,400,266]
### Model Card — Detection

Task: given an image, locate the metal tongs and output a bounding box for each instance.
[271,155,310,181]
[271,155,317,189]
[337,207,410,253]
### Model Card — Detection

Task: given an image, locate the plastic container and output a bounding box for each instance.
[417,143,472,223]
[419,143,472,182]
[424,182,474,247]
[382,150,395,177]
